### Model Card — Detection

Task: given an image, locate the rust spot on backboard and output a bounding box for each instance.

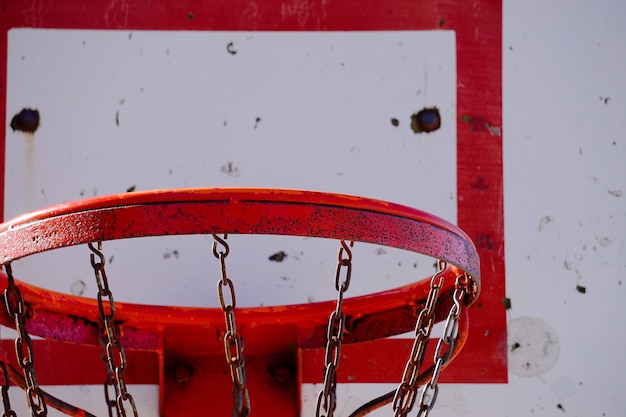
[11,108,40,134]
[411,107,441,133]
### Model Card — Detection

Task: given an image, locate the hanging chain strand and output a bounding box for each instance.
[3,263,47,417]
[104,374,121,417]
[0,360,17,417]
[392,261,471,417]
[88,243,138,417]
[392,260,446,417]
[315,240,354,417]
[413,273,470,417]
[212,234,250,417]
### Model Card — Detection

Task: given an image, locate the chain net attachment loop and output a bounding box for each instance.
[3,263,47,417]
[413,273,470,417]
[88,243,139,417]
[392,261,472,417]
[212,234,250,417]
[316,240,354,417]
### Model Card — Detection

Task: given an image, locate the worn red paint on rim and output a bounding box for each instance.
[0,188,479,276]
[0,188,479,353]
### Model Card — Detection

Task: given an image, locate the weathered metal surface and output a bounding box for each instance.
[0,188,480,279]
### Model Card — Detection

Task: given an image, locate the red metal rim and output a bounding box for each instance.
[0,188,479,277]
[0,188,480,353]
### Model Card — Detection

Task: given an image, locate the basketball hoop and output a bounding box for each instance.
[0,188,479,417]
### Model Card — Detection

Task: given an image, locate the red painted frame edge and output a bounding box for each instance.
[0,0,506,383]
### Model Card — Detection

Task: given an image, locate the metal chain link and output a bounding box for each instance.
[413,273,470,417]
[103,374,121,417]
[392,260,446,417]
[316,240,354,417]
[3,263,47,417]
[88,243,138,417]
[212,234,250,417]
[392,261,471,417]
[0,360,17,417]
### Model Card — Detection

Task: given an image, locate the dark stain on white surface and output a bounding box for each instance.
[163,250,179,260]
[11,108,40,134]
[269,251,287,262]
[70,280,87,296]
[538,216,554,231]
[221,161,240,177]
[410,107,441,133]
[508,316,560,377]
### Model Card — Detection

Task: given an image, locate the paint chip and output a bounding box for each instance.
[269,251,287,262]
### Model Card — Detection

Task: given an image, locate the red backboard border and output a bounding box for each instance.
[0,0,505,383]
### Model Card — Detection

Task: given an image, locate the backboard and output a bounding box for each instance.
[0,0,504,415]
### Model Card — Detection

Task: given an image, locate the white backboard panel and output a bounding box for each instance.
[5,29,456,308]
